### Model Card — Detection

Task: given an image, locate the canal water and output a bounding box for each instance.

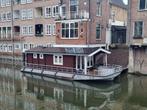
[0,64,147,110]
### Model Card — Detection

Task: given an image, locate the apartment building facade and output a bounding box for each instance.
[55,0,127,47]
[0,0,59,59]
[0,0,127,60]
[129,0,147,74]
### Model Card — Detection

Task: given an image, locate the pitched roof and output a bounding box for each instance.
[110,0,128,9]
[25,46,110,56]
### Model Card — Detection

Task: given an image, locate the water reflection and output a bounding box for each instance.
[0,64,147,110]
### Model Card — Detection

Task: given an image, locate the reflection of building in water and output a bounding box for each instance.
[0,65,122,110]
[25,75,121,110]
[0,75,20,110]
[126,75,147,109]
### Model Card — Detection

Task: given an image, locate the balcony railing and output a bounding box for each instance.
[25,63,78,74]
[56,11,89,21]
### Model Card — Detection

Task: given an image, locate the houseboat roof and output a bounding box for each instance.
[110,0,128,9]
[25,46,111,56]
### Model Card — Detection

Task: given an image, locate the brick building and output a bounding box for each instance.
[0,0,59,60]
[0,0,127,61]
[128,0,147,74]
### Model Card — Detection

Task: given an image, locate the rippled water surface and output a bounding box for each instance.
[0,64,147,110]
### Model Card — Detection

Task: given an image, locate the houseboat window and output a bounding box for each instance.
[39,54,44,59]
[96,23,101,39]
[33,53,37,59]
[62,22,78,39]
[139,0,147,10]
[53,55,63,65]
[134,21,143,38]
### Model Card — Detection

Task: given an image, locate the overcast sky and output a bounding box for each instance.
[123,0,128,5]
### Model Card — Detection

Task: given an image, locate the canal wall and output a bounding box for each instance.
[108,45,129,69]
[129,46,147,75]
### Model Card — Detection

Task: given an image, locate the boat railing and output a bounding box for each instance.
[87,64,122,76]
[24,63,78,74]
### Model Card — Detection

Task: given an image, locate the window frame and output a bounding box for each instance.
[45,24,52,35]
[133,21,144,38]
[52,5,59,17]
[61,22,79,39]
[39,53,44,59]
[96,23,101,40]
[33,53,37,59]
[45,6,52,18]
[53,54,63,65]
[96,2,102,16]
[139,0,147,10]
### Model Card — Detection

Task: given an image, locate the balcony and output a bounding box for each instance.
[56,11,89,21]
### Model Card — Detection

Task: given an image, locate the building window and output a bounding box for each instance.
[45,24,51,35]
[96,1,102,16]
[7,12,11,21]
[8,45,12,52]
[28,26,33,35]
[61,6,66,17]
[23,44,28,50]
[39,54,44,59]
[139,0,147,10]
[96,23,101,39]
[21,9,27,20]
[2,13,7,21]
[21,0,26,4]
[45,7,52,18]
[33,53,37,59]
[6,0,11,6]
[134,21,143,38]
[21,9,33,20]
[22,25,33,36]
[15,44,20,49]
[30,44,34,49]
[52,24,56,35]
[27,9,33,19]
[53,55,63,65]
[1,0,5,7]
[22,26,27,35]
[27,0,32,3]
[35,24,43,36]
[70,0,78,19]
[21,0,32,4]
[62,22,78,39]
[52,6,59,17]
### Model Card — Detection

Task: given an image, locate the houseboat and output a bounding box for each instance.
[21,46,123,81]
